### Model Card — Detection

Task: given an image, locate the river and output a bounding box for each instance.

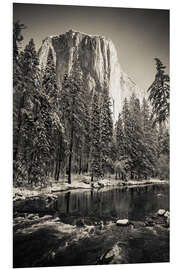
[13,183,169,267]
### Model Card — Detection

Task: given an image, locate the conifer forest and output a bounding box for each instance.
[13,5,170,268]
[13,22,169,188]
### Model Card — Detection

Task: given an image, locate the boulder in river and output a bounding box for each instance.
[157,209,166,216]
[98,244,127,264]
[116,219,129,226]
[164,211,170,218]
[104,244,119,260]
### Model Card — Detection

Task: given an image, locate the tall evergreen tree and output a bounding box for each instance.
[42,49,58,103]
[90,91,102,181]
[129,95,144,178]
[13,20,26,62]
[14,39,42,185]
[79,85,91,174]
[13,21,26,163]
[141,98,158,178]
[148,58,170,126]
[42,48,66,181]
[114,112,129,180]
[100,85,113,175]
[60,49,86,184]
[157,124,169,179]
[115,113,125,159]
[122,94,151,179]
[122,98,132,163]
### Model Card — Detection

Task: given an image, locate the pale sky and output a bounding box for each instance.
[13,3,169,92]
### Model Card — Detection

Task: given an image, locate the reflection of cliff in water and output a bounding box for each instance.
[57,184,169,221]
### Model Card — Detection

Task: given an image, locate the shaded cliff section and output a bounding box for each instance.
[38,29,144,120]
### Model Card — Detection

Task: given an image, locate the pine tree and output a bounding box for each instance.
[122,95,147,179]
[42,48,58,103]
[141,98,158,178]
[13,21,26,163]
[115,113,125,159]
[28,112,52,185]
[122,98,132,165]
[42,48,66,181]
[100,85,113,175]
[114,112,129,180]
[90,91,102,181]
[129,95,144,178]
[148,58,170,126]
[14,39,42,185]
[60,49,86,184]
[80,86,91,174]
[13,20,26,62]
[157,124,169,179]
[147,58,170,178]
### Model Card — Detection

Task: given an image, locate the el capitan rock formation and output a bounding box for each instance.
[38,29,145,120]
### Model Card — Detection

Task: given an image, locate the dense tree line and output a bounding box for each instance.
[13,22,66,186]
[13,22,169,186]
[115,94,169,180]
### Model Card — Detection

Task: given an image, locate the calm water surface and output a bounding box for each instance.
[57,184,169,221]
[14,183,169,267]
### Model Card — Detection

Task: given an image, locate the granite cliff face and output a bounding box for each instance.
[38,30,145,121]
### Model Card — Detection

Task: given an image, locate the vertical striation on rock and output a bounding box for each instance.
[38,29,145,121]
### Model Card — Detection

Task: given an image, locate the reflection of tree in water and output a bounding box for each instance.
[65,192,71,214]
[128,187,147,220]
[127,185,169,220]
[57,184,169,221]
[90,190,93,199]
[89,190,102,218]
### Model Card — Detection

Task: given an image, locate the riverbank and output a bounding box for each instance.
[13,177,169,202]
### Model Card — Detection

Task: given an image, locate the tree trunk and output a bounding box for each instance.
[79,154,82,175]
[55,158,61,181]
[55,135,61,181]
[68,127,74,184]
[57,161,61,181]
[91,173,94,183]
[28,151,35,185]
[86,162,89,173]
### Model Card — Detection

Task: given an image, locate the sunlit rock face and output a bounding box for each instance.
[38,30,145,121]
